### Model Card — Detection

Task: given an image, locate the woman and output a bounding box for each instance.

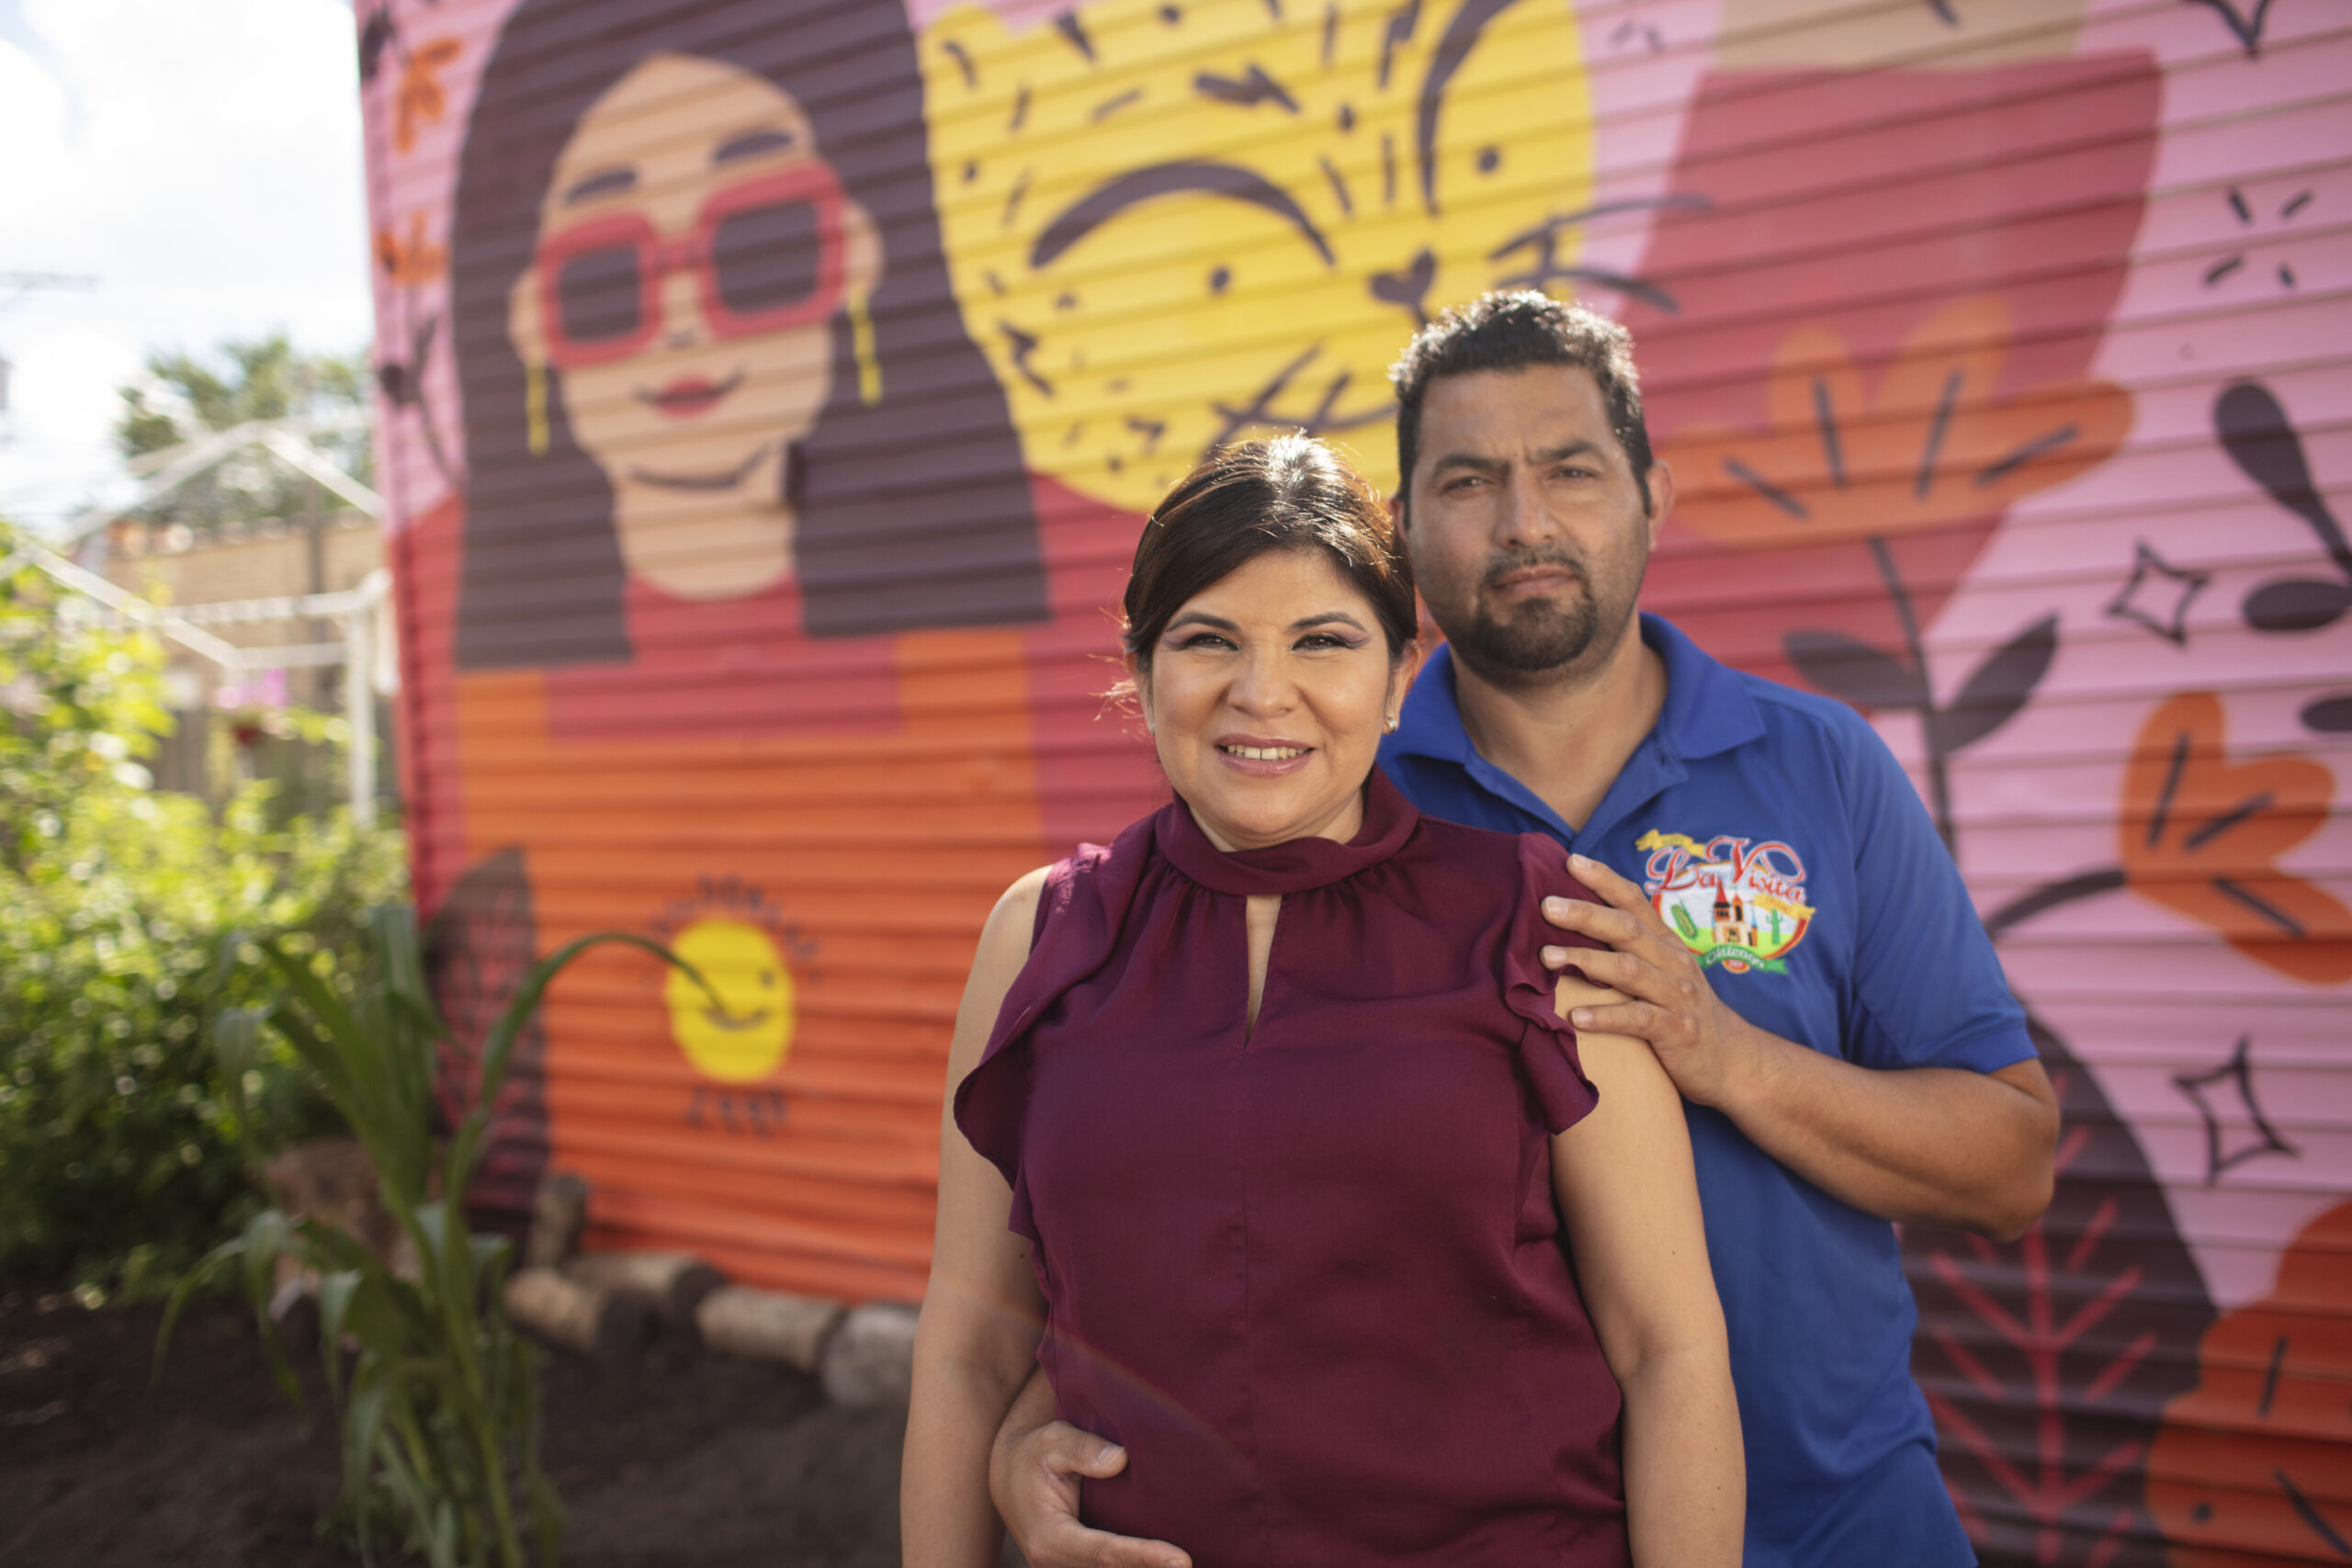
[905,436,1742,1565]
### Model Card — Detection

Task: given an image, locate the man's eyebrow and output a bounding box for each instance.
[713,128,796,165]
[1428,441,1606,474]
[561,166,637,205]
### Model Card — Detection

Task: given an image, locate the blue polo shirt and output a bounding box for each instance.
[1380,614,2032,1567]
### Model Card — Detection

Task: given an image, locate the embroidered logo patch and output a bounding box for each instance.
[1636,830,1815,976]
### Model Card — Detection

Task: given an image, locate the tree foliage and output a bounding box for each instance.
[0,522,407,1297]
[112,333,373,529]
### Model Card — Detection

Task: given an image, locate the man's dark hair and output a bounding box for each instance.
[1123,434,1418,674]
[1388,290,1655,519]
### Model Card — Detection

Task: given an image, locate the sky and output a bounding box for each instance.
[0,0,370,535]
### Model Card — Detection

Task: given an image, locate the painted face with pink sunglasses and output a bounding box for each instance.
[506,52,882,600]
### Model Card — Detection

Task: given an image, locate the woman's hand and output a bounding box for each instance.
[1552,994,1745,1567]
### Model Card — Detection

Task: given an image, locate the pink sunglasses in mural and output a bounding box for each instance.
[536,161,847,368]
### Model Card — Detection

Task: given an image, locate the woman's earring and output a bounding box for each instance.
[848,293,883,408]
[1384,714,1399,733]
[525,359,550,457]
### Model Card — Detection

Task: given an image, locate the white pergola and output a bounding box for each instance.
[4,420,399,825]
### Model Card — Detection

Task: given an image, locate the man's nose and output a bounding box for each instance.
[1495,468,1560,547]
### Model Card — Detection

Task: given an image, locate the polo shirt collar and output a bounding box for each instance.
[1395,613,1762,766]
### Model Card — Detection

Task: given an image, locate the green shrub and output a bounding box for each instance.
[0,529,407,1298]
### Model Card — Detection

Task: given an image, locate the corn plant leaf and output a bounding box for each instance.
[317,1269,362,1403]
[447,931,702,1211]
[235,1209,304,1403]
[153,1232,248,1386]
[478,931,700,1109]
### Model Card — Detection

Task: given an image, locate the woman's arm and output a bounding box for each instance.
[903,868,1055,1568]
[1553,976,1744,1568]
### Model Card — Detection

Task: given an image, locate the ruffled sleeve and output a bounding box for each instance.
[952,813,1158,1210]
[1501,833,1610,1135]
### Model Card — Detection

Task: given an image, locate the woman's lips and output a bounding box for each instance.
[639,370,744,419]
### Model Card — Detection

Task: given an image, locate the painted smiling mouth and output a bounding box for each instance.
[636,370,745,417]
[1222,743,1308,761]
[700,1005,774,1033]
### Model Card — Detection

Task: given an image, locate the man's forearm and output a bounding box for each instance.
[1710,1018,2058,1240]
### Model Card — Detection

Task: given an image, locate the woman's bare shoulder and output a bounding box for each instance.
[974,865,1055,974]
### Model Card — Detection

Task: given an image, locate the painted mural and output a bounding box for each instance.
[355,0,2350,1560]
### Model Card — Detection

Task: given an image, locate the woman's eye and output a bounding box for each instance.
[1295,633,1353,650]
[1172,631,1236,650]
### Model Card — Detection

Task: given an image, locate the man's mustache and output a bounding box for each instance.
[1480,547,1589,594]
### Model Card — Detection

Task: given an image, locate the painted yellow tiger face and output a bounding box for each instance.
[922,0,1594,511]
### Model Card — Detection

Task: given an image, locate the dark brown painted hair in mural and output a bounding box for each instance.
[450,0,1046,669]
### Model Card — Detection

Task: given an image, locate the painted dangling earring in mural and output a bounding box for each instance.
[849,292,882,408]
[526,357,550,457]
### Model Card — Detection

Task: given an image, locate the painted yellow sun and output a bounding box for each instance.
[922,0,1596,510]
[664,919,795,1083]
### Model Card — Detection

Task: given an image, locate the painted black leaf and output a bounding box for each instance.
[357,7,396,85]
[1784,628,1929,710]
[2243,576,2352,633]
[2215,381,2352,576]
[2301,694,2352,734]
[1906,1014,2215,1565]
[375,359,413,407]
[1928,614,2058,756]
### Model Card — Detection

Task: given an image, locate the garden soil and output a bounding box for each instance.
[0,1288,981,1567]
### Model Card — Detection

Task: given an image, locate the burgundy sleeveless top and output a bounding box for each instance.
[956,770,1628,1565]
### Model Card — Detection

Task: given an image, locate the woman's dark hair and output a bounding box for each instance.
[1122,435,1418,673]
[450,0,1045,670]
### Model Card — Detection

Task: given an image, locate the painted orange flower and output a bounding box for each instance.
[394,37,462,155]
[2146,1199,2352,1564]
[1665,295,2135,552]
[373,212,447,288]
[2120,693,2352,986]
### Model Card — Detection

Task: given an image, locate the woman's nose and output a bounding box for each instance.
[659,264,702,350]
[1227,654,1295,715]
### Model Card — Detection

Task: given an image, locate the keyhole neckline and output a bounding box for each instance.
[1158,768,1419,896]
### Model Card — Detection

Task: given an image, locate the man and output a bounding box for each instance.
[989,292,2059,1566]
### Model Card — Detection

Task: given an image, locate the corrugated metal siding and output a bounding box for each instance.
[357,0,2350,1558]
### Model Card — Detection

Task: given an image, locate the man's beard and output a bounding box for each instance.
[1445,547,1616,684]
